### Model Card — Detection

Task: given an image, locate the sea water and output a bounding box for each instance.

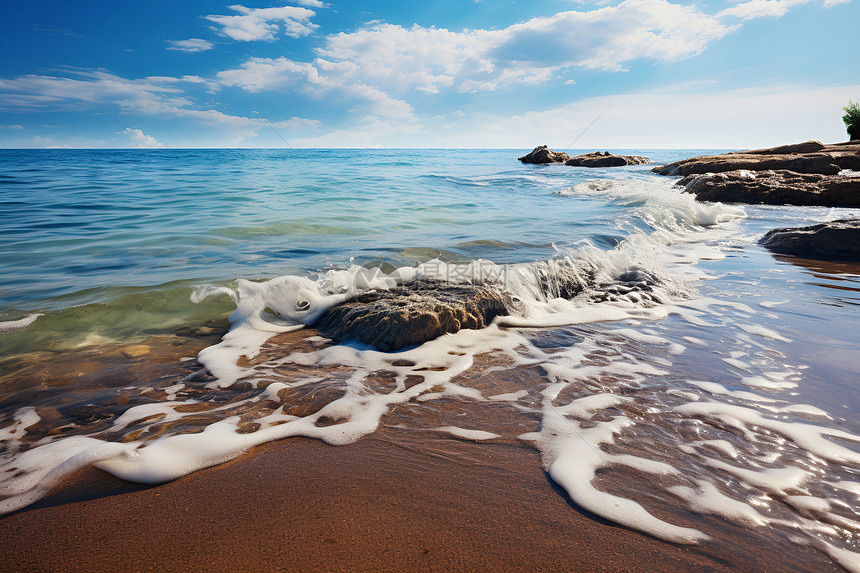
[1,149,859,570]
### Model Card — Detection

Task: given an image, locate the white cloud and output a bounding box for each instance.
[310,0,735,94]
[206,5,317,41]
[119,128,165,148]
[217,57,416,120]
[216,0,732,122]
[167,38,214,52]
[216,57,321,92]
[0,70,319,140]
[292,0,325,6]
[0,124,24,129]
[216,0,736,125]
[719,0,853,20]
[718,0,807,20]
[0,71,187,114]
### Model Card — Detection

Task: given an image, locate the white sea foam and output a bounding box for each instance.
[435,426,500,441]
[0,313,42,333]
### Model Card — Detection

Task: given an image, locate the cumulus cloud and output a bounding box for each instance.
[214,0,735,122]
[119,128,165,148]
[216,0,735,118]
[167,38,214,52]
[206,5,317,41]
[217,57,415,120]
[216,57,321,92]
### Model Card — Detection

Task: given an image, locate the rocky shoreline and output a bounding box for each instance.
[519,141,860,264]
[652,140,860,208]
[648,140,860,261]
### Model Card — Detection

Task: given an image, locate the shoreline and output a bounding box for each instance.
[1,428,843,572]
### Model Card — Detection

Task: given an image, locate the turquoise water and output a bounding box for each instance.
[0,148,706,313]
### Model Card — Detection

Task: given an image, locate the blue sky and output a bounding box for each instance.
[1,0,858,148]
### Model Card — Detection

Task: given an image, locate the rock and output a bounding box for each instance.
[518,145,570,164]
[120,345,151,359]
[653,141,860,177]
[760,219,860,261]
[312,281,513,352]
[730,141,826,155]
[677,169,860,207]
[564,151,651,168]
[653,153,842,177]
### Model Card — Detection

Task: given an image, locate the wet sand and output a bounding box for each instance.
[0,431,725,572]
[1,259,858,572]
[1,424,845,572]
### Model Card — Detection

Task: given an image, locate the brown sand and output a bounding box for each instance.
[0,426,842,573]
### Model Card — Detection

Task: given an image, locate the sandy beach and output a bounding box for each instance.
[3,427,840,573]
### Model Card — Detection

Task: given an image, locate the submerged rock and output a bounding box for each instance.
[518,145,571,164]
[312,281,513,352]
[565,151,651,168]
[760,219,860,261]
[677,169,860,207]
[311,262,670,352]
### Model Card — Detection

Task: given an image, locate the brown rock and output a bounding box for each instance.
[653,141,860,176]
[565,151,651,168]
[312,281,512,352]
[731,141,826,155]
[760,219,860,261]
[653,153,842,177]
[518,145,570,164]
[677,170,860,207]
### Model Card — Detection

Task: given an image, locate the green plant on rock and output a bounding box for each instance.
[843,100,860,140]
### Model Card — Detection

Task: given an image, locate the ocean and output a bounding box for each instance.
[1,149,858,569]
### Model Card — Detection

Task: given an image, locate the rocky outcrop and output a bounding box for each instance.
[678,170,860,207]
[312,281,512,352]
[519,145,571,164]
[651,141,860,207]
[653,141,860,177]
[731,141,826,155]
[760,219,860,261]
[565,151,651,168]
[519,146,652,167]
[654,153,842,177]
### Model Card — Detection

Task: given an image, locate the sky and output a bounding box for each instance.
[0,0,858,149]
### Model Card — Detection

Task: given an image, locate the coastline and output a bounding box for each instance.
[1,428,843,572]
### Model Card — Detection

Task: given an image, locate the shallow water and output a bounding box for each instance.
[1,149,859,570]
